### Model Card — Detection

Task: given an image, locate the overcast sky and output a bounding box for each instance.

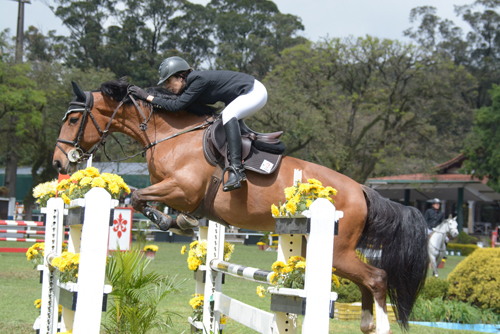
[1,0,473,43]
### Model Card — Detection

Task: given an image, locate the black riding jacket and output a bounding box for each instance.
[425,208,445,229]
[151,70,255,112]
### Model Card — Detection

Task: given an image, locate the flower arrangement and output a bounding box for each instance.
[32,180,58,208]
[256,255,340,298]
[33,167,131,206]
[144,245,159,252]
[189,294,204,322]
[182,240,235,271]
[26,243,45,269]
[26,242,68,269]
[271,179,338,217]
[188,294,227,326]
[50,252,80,283]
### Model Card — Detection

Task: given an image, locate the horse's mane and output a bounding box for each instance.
[99,78,218,116]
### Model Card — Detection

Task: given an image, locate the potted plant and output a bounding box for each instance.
[257,232,270,250]
[143,245,159,259]
[271,179,337,218]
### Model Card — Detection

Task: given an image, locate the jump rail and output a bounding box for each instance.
[190,198,342,334]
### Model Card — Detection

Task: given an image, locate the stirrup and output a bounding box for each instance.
[223,166,246,192]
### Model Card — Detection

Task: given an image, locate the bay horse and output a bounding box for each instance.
[53,79,429,334]
[428,217,459,277]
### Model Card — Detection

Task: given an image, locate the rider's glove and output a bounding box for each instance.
[128,85,149,101]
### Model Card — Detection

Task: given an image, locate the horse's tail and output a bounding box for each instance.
[360,185,429,329]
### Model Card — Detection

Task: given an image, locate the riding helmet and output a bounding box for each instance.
[428,198,441,204]
[157,56,191,85]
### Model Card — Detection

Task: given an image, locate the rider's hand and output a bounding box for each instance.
[128,85,149,101]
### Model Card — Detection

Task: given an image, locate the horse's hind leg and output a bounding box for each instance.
[334,251,392,334]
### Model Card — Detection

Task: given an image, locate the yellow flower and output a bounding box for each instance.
[80,177,92,186]
[284,186,296,200]
[91,177,106,188]
[306,200,313,208]
[144,245,159,252]
[61,193,71,205]
[189,294,204,309]
[84,167,100,178]
[307,178,322,186]
[285,201,297,215]
[34,299,41,308]
[295,261,306,270]
[288,255,305,264]
[70,170,85,182]
[57,179,70,191]
[190,240,199,249]
[256,285,266,298]
[269,272,279,284]
[272,261,286,273]
[108,183,120,194]
[181,245,187,255]
[298,182,311,194]
[220,316,227,325]
[282,265,294,273]
[332,273,340,288]
[271,204,280,217]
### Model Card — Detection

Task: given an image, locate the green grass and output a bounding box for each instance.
[0,241,486,333]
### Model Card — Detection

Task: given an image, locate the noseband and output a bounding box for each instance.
[55,90,153,164]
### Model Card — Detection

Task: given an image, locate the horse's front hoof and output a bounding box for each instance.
[143,207,173,231]
[170,228,194,236]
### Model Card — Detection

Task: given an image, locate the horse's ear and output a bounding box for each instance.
[71,81,86,102]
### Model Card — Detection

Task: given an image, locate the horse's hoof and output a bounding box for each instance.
[144,207,172,231]
[434,274,439,277]
[170,228,194,237]
[176,214,199,229]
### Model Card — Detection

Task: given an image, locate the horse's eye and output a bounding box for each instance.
[69,117,79,124]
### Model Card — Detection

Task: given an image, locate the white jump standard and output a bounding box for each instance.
[34,187,118,334]
[191,198,342,334]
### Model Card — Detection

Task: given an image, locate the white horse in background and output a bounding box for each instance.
[428,216,460,277]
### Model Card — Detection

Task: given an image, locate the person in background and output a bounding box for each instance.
[128,56,268,192]
[425,198,445,234]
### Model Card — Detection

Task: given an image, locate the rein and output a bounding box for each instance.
[56,90,214,164]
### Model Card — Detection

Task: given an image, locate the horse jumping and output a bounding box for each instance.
[428,217,459,277]
[52,80,429,334]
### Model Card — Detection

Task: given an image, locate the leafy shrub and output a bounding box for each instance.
[410,297,500,324]
[420,277,450,300]
[102,247,186,333]
[454,231,478,245]
[447,243,479,256]
[448,247,500,310]
[333,278,362,303]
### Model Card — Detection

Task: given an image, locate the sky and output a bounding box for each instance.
[1,0,473,44]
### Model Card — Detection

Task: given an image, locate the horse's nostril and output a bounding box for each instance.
[53,160,62,172]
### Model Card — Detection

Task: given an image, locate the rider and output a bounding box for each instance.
[425,198,445,234]
[128,56,268,192]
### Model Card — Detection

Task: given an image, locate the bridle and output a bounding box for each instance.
[55,88,213,164]
[429,220,456,253]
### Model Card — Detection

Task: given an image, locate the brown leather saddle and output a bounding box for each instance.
[203,118,285,173]
[190,118,285,228]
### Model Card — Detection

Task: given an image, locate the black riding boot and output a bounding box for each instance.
[223,117,247,192]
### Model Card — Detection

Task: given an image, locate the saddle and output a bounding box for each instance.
[203,118,285,174]
[190,118,285,228]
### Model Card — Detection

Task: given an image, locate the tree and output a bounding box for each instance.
[208,0,305,78]
[404,2,500,108]
[249,37,475,183]
[0,61,46,198]
[463,84,500,192]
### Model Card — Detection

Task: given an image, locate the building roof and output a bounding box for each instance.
[366,155,500,202]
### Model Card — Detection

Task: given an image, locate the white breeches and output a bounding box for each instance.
[222,79,268,125]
